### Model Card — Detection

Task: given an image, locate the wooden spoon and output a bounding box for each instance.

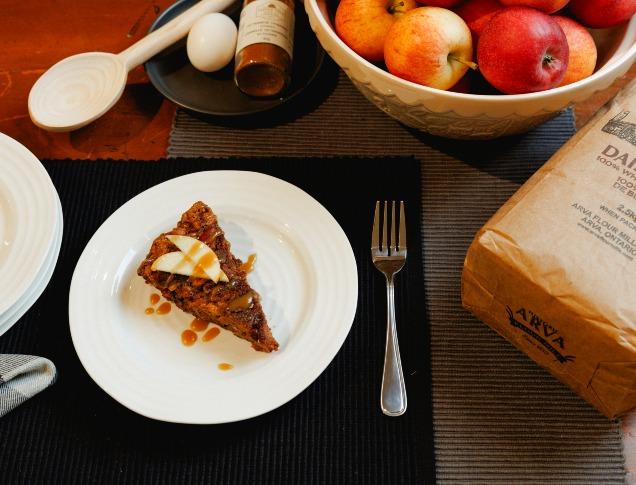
[28,0,235,132]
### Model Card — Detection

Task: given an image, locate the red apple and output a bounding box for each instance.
[553,16,597,86]
[499,0,569,13]
[384,7,475,89]
[568,0,636,29]
[477,7,569,93]
[335,0,417,62]
[455,0,504,39]
[418,0,464,6]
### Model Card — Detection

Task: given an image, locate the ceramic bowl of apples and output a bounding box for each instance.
[305,0,636,139]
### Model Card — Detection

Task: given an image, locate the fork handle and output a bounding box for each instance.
[381,276,407,416]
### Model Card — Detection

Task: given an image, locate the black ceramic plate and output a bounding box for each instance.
[145,0,325,117]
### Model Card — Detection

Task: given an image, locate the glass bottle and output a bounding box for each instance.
[234,0,295,97]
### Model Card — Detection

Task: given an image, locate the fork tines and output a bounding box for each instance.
[372,201,406,256]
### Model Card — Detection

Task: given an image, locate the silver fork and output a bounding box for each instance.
[371,200,407,417]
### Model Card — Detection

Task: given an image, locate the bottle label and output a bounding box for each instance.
[235,0,295,59]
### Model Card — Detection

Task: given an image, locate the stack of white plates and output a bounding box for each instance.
[0,133,63,337]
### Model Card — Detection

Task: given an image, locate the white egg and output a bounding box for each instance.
[187,13,238,73]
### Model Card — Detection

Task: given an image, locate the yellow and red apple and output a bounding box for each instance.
[553,16,597,86]
[335,0,417,62]
[384,7,475,90]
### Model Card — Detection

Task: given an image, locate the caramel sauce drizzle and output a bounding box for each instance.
[171,239,203,274]
[228,292,253,311]
[218,363,233,371]
[181,329,197,346]
[166,237,221,279]
[193,250,217,279]
[156,302,172,315]
[146,293,162,315]
[190,318,209,332]
[202,327,221,342]
[239,253,257,273]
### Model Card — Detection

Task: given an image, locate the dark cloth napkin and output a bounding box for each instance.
[0,157,435,484]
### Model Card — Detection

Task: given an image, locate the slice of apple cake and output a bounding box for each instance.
[137,201,278,352]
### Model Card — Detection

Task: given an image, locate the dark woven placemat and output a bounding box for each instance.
[168,67,626,483]
[0,157,435,485]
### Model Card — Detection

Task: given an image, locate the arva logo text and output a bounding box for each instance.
[505,306,575,364]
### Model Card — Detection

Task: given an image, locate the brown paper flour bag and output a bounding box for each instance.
[462,80,636,419]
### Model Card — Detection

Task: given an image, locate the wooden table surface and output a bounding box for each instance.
[2,0,635,480]
[1,0,176,161]
[1,0,635,160]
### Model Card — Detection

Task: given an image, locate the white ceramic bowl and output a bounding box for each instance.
[304,1,636,139]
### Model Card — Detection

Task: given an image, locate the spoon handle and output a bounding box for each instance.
[118,0,236,71]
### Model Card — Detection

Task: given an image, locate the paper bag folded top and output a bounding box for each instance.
[462,80,636,419]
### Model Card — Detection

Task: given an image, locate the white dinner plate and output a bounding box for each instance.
[0,196,63,337]
[0,132,59,316]
[69,171,358,423]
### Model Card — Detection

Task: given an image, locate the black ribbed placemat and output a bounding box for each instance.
[0,157,434,485]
